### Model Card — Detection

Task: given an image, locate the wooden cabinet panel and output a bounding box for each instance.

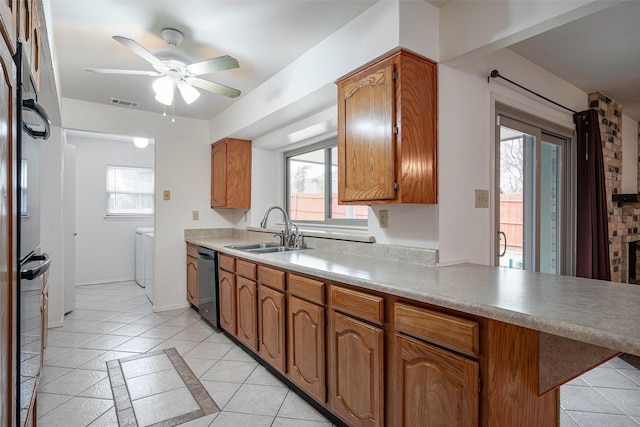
[337,49,437,205]
[210,138,251,209]
[395,334,479,427]
[339,63,395,202]
[219,253,235,272]
[287,295,325,403]
[395,303,479,358]
[0,0,17,54]
[218,269,236,334]
[0,29,16,427]
[186,250,198,307]
[258,265,285,291]
[331,285,384,325]
[236,276,257,350]
[329,312,383,427]
[237,259,256,280]
[258,284,285,373]
[288,273,324,305]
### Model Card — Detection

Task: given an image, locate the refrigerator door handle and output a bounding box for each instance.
[20,253,51,280]
[22,99,51,140]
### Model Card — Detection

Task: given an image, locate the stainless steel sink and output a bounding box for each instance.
[248,246,300,254]
[224,242,304,254]
[225,242,281,250]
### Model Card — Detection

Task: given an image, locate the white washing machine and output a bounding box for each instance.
[135,227,154,287]
[143,232,155,304]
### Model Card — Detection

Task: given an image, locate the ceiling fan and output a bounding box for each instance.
[86,28,241,106]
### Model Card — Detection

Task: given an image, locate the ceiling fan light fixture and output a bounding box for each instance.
[177,80,200,104]
[153,76,174,105]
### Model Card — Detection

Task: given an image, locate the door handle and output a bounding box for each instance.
[20,253,51,280]
[22,99,51,140]
[499,231,507,257]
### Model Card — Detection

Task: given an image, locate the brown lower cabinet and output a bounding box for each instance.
[213,252,564,427]
[287,295,325,402]
[186,244,198,307]
[236,276,257,351]
[218,268,236,334]
[395,334,479,426]
[257,284,286,373]
[328,311,384,427]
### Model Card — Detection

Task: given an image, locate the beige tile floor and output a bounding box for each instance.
[37,281,336,426]
[37,281,640,426]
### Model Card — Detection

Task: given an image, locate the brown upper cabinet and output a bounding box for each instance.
[337,48,438,204]
[211,137,252,209]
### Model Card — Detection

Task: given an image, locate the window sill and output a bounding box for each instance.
[246,225,374,243]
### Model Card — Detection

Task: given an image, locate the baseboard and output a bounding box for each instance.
[153,301,190,313]
[76,277,135,286]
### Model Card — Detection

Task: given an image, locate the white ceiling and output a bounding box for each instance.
[47,0,377,121]
[47,1,640,123]
[509,0,640,121]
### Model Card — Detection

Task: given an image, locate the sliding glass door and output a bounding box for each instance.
[496,115,568,274]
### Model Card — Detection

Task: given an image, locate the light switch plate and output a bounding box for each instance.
[475,189,489,208]
[192,210,199,221]
[163,190,170,201]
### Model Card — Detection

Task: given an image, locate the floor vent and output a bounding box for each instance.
[110,97,140,108]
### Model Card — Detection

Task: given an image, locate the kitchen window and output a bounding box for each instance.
[106,165,154,216]
[285,140,367,226]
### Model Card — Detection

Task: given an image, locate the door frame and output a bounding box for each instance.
[491,99,576,275]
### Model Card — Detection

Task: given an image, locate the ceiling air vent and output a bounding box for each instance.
[110,97,140,108]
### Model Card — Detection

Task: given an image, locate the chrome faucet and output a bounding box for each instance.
[260,206,301,248]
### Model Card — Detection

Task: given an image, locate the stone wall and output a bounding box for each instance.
[589,93,640,283]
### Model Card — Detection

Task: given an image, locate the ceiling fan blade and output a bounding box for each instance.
[186,55,239,76]
[113,35,166,70]
[85,67,163,76]
[187,77,241,98]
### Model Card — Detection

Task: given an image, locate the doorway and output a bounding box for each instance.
[495,106,574,274]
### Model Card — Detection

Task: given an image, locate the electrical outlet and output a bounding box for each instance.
[192,210,199,221]
[475,189,489,208]
[163,190,171,201]
[379,209,389,228]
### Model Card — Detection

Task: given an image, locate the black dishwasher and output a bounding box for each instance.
[197,247,220,330]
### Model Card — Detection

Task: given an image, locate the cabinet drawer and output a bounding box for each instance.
[187,244,198,258]
[331,286,384,325]
[237,259,257,280]
[219,254,235,272]
[258,266,285,291]
[394,303,479,358]
[289,274,324,305]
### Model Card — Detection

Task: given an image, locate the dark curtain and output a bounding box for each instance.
[574,109,611,281]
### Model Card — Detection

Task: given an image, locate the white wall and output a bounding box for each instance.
[621,114,638,194]
[61,98,233,311]
[438,48,587,265]
[66,132,154,285]
[41,126,65,326]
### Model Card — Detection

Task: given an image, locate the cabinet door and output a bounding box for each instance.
[0,31,16,427]
[329,312,383,427]
[218,269,236,334]
[258,284,285,373]
[338,62,395,202]
[395,334,479,427]
[236,276,257,350]
[287,295,325,402]
[211,142,227,207]
[186,254,198,307]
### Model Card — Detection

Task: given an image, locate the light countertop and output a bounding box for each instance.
[186,235,640,357]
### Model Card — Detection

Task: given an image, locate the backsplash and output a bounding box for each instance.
[185,228,439,267]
